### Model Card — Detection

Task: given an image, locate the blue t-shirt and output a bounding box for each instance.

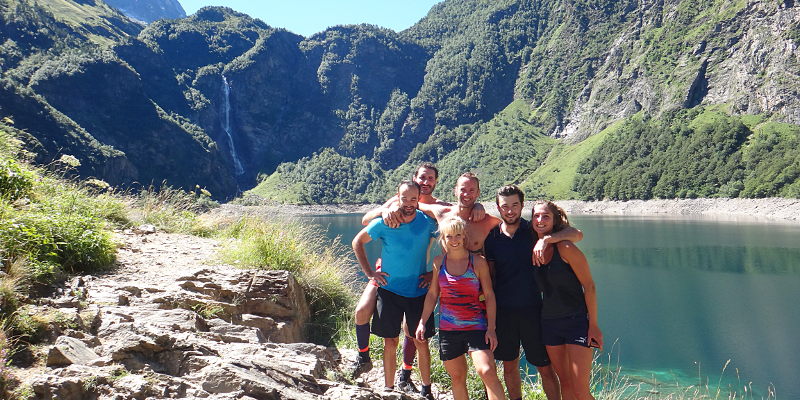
[365,210,438,298]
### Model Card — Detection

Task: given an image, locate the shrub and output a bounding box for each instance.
[219,217,356,344]
[0,159,34,202]
[126,182,219,235]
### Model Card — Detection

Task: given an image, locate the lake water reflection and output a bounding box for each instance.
[301,213,800,398]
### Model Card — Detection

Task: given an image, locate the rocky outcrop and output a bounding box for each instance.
[559,1,800,141]
[105,0,186,23]
[19,232,422,399]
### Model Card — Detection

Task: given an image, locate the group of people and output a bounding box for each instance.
[351,163,602,400]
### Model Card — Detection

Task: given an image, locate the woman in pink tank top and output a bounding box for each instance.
[416,216,504,400]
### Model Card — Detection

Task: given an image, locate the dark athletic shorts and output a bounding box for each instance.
[541,313,590,347]
[494,306,550,366]
[438,330,490,361]
[372,287,435,339]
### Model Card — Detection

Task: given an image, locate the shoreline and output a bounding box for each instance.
[214,198,800,224]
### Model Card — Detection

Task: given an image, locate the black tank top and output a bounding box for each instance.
[537,246,587,319]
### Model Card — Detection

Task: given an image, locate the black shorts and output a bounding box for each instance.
[541,314,590,347]
[372,287,435,339]
[438,330,490,361]
[494,306,550,366]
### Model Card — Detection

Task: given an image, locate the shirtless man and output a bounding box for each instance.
[418,172,499,252]
[351,164,485,393]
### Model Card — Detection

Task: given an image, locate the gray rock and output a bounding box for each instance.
[46,336,100,367]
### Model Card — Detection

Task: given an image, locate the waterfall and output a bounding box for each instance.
[221,75,245,176]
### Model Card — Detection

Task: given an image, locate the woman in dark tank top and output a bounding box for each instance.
[532,200,603,400]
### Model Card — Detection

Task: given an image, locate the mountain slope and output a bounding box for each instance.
[104,0,185,23]
[1,0,798,202]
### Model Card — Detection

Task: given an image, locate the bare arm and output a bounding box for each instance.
[474,256,497,351]
[416,257,442,340]
[351,228,388,286]
[360,195,399,226]
[470,202,486,222]
[417,202,448,221]
[533,225,583,265]
[418,237,435,288]
[558,241,602,349]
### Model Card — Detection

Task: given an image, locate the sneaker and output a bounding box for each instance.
[348,356,372,379]
[396,379,418,394]
[420,390,435,400]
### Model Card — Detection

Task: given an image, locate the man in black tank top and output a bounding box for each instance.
[484,185,583,400]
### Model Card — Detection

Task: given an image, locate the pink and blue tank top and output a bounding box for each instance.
[438,254,487,331]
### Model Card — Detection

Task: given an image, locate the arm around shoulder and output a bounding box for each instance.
[549,225,583,244]
[361,195,399,225]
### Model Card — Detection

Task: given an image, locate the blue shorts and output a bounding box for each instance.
[541,314,590,347]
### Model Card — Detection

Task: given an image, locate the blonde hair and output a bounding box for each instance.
[437,216,468,251]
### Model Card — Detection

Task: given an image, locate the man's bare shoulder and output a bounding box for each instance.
[476,214,501,230]
[420,202,454,218]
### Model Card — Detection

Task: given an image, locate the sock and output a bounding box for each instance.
[356,323,370,359]
[402,335,417,368]
[400,368,412,382]
[421,384,432,395]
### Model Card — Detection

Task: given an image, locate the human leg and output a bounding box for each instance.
[383,336,399,388]
[354,283,378,355]
[371,288,405,388]
[494,307,523,399]
[355,282,378,325]
[546,345,575,400]
[414,337,432,386]
[502,359,523,399]
[398,318,418,390]
[443,355,469,400]
[565,344,595,400]
[406,292,436,388]
[470,349,504,400]
[537,364,562,400]
[350,284,378,378]
[401,322,418,369]
[521,307,560,400]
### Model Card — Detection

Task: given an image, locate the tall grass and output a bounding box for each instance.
[125,182,218,235]
[218,217,357,344]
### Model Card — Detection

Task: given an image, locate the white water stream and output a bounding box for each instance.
[221,75,245,176]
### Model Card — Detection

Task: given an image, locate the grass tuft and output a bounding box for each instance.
[218,216,356,345]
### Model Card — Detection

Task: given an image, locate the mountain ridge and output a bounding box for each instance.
[0,0,797,201]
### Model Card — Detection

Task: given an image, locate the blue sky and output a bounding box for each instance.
[178,1,443,37]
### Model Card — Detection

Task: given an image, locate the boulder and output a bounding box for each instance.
[46,336,99,367]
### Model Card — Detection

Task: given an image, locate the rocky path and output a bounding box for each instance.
[14,230,430,399]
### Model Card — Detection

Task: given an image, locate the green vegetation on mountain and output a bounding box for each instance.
[1,0,798,202]
[573,108,800,200]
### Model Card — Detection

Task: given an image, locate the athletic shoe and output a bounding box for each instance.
[348,356,372,379]
[396,379,418,394]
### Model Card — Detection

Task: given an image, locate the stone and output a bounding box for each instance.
[47,336,100,367]
[134,224,157,234]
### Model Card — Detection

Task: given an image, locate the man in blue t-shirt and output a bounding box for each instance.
[352,180,438,395]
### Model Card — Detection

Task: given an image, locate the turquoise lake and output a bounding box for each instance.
[300,213,800,398]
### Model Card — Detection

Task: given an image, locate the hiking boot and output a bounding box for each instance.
[420,389,435,400]
[396,378,418,394]
[348,355,372,379]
